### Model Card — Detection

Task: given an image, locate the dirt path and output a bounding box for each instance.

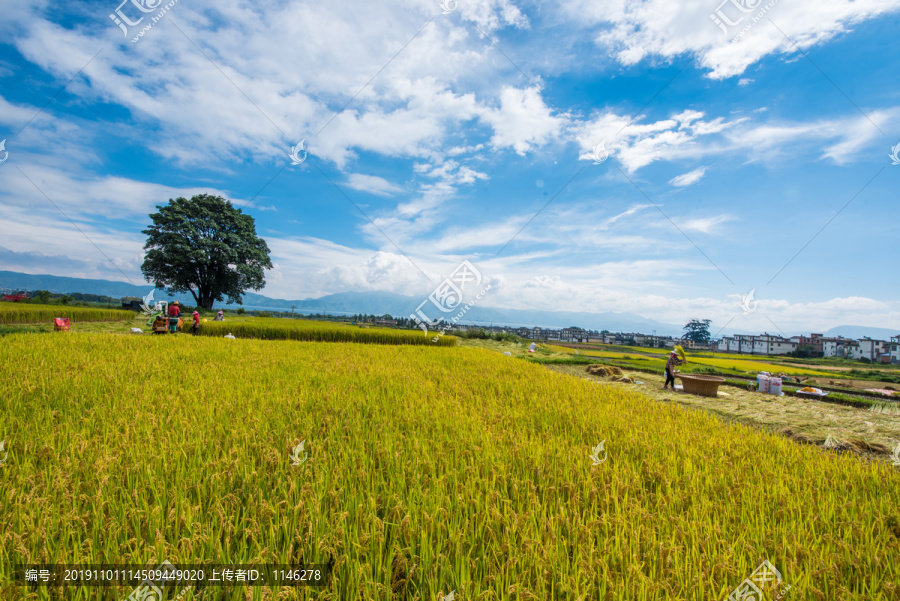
[782,363,855,371]
[545,363,900,463]
[458,339,900,462]
[799,376,900,391]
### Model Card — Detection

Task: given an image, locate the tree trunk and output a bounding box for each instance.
[198,286,214,310]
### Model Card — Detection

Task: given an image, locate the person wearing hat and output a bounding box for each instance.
[191,310,200,336]
[663,349,684,390]
[168,301,182,333]
[215,310,224,321]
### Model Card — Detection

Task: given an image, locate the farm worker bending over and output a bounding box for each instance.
[168,301,182,333]
[663,350,683,390]
[192,311,200,336]
[215,310,224,321]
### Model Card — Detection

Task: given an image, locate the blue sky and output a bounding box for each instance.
[0,0,899,334]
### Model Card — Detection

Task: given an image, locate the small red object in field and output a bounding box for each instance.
[53,317,70,331]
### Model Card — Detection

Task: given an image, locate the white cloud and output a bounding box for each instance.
[413,200,674,255]
[415,159,489,184]
[480,86,567,155]
[820,110,893,164]
[724,107,899,164]
[576,110,742,173]
[676,214,735,234]
[10,0,893,182]
[0,202,145,283]
[561,0,900,79]
[602,204,653,228]
[354,156,491,251]
[430,218,526,252]
[5,0,543,172]
[669,166,707,187]
[572,105,899,173]
[245,233,900,333]
[456,0,530,32]
[455,165,490,184]
[344,173,405,196]
[308,248,432,296]
[0,164,231,218]
[717,294,900,334]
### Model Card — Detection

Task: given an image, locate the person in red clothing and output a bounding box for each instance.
[191,310,200,336]
[168,301,182,333]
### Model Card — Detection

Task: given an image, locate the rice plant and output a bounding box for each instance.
[0,333,897,600]
[870,403,900,416]
[198,317,457,346]
[0,303,135,325]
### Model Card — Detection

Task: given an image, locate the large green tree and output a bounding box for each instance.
[683,319,712,344]
[141,194,272,309]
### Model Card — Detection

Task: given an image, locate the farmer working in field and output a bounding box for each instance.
[192,310,200,336]
[663,349,684,390]
[168,300,182,333]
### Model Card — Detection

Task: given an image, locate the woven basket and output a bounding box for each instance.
[677,374,726,397]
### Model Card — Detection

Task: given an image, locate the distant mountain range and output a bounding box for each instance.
[820,325,900,340]
[0,270,687,334]
[0,270,686,335]
[2,270,897,339]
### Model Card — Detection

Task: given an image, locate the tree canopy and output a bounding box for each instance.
[141,194,272,309]
[683,319,712,344]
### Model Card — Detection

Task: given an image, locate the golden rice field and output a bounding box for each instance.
[1,333,899,600]
[545,345,832,376]
[197,317,457,346]
[0,303,135,325]
[555,343,835,364]
[685,356,832,376]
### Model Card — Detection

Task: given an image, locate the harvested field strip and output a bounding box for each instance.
[546,345,833,376]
